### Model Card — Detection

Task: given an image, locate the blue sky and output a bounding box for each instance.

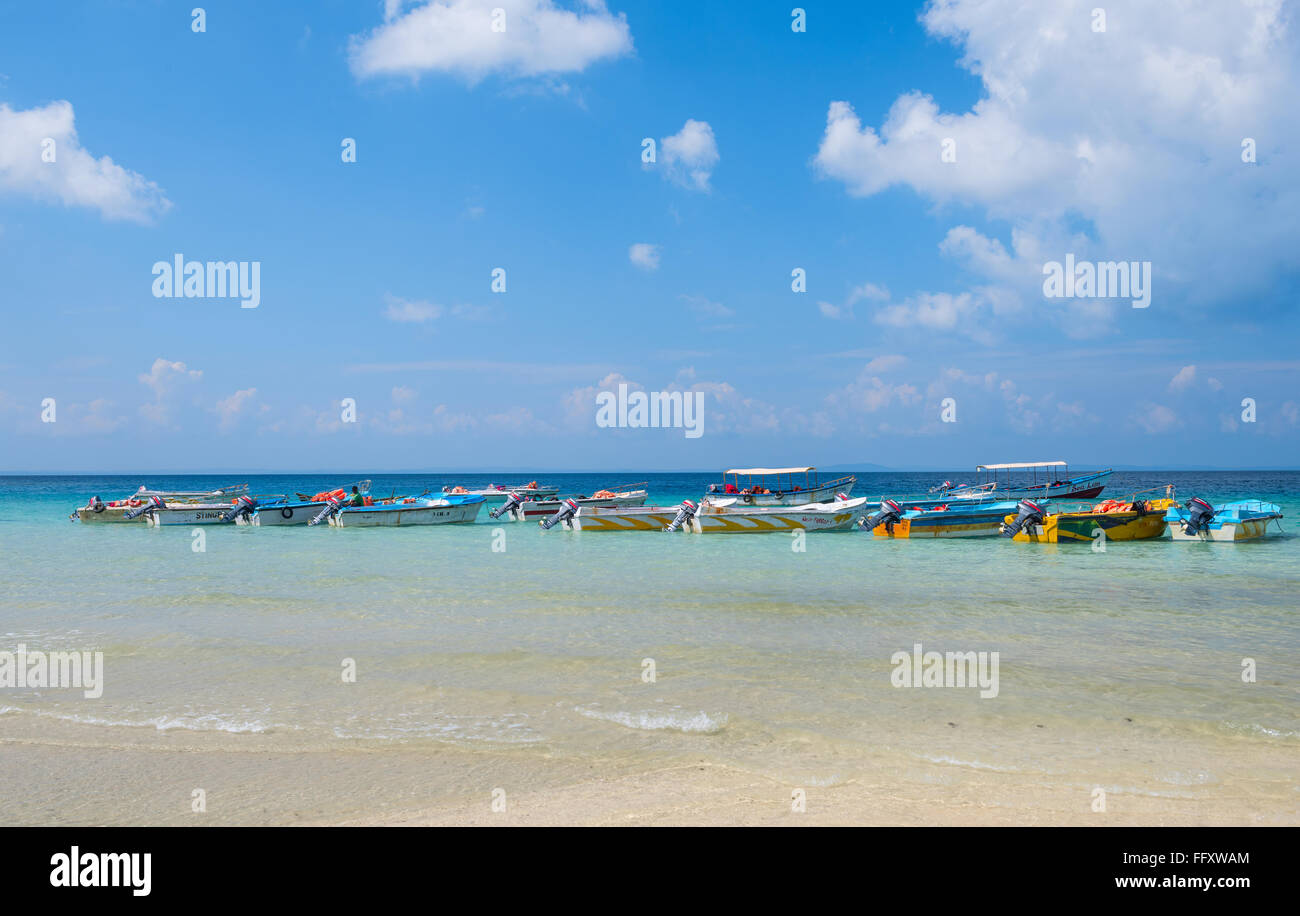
[1,0,1297,472]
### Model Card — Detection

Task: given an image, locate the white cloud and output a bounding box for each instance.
[815,94,1066,205]
[876,291,975,332]
[680,294,733,320]
[818,281,890,319]
[827,365,923,415]
[863,354,907,374]
[384,294,442,323]
[392,385,417,403]
[215,388,258,432]
[848,282,890,305]
[0,101,171,222]
[138,358,202,425]
[350,0,633,83]
[1134,402,1181,434]
[1168,365,1197,392]
[659,119,719,191]
[138,358,201,397]
[812,0,1300,318]
[628,242,660,270]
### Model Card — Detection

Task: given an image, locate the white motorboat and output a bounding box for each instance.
[490,485,648,521]
[704,467,855,505]
[73,484,250,523]
[441,482,559,503]
[328,495,485,527]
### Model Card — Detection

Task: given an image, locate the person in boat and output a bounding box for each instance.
[348,486,365,507]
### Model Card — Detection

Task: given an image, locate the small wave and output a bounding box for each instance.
[0,705,274,734]
[332,713,540,744]
[574,706,727,734]
[916,754,1020,773]
[1223,722,1300,739]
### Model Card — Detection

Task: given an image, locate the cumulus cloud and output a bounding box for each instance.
[0,101,171,222]
[876,291,975,332]
[214,388,259,432]
[350,0,633,83]
[818,281,890,319]
[628,242,660,270]
[1168,365,1197,392]
[138,358,201,397]
[1134,402,1181,434]
[658,119,719,190]
[827,364,923,415]
[138,358,202,425]
[813,0,1300,321]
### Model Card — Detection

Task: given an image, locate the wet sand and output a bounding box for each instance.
[3,716,1293,827]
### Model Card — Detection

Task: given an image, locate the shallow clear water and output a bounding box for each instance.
[1,471,1297,822]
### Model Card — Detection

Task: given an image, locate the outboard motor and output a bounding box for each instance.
[1001,498,1046,537]
[664,500,698,532]
[490,492,522,520]
[1181,497,1216,535]
[88,496,106,514]
[539,498,579,530]
[124,495,165,520]
[860,498,903,533]
[309,495,344,527]
[222,494,258,522]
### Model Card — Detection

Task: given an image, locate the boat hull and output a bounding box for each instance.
[329,498,483,527]
[1166,501,1283,541]
[147,505,241,526]
[873,502,1020,538]
[565,506,685,531]
[239,502,330,526]
[1168,518,1278,541]
[692,497,869,533]
[1009,504,1172,543]
[75,506,141,523]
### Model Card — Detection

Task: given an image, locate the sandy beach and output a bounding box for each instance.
[3,713,1294,827]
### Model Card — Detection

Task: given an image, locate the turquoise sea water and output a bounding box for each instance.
[1,470,1297,822]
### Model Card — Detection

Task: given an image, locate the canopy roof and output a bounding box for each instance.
[725,467,814,476]
[977,461,1066,470]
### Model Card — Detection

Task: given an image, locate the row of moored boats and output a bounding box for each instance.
[71,463,1285,542]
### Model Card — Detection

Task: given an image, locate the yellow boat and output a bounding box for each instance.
[1002,495,1176,543]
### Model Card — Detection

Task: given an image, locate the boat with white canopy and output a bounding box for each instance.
[933,462,1111,501]
[704,467,855,505]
